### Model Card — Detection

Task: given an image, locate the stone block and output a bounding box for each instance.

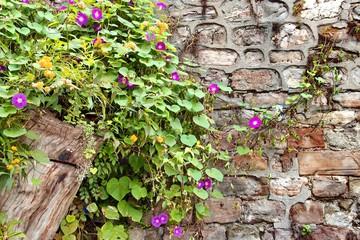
[244,50,264,65]
[288,128,325,149]
[311,176,347,197]
[201,224,226,240]
[230,69,281,91]
[325,125,360,150]
[169,6,217,22]
[227,224,260,240]
[232,154,269,171]
[282,66,305,90]
[217,176,268,197]
[232,26,267,46]
[129,227,163,240]
[333,92,360,108]
[242,199,286,223]
[222,0,251,22]
[204,197,242,223]
[269,51,304,64]
[272,23,312,48]
[204,68,229,85]
[303,111,356,126]
[255,0,288,23]
[340,66,360,90]
[303,226,354,240]
[349,177,360,197]
[195,24,227,45]
[270,177,308,197]
[244,93,288,108]
[290,201,324,224]
[196,49,238,66]
[301,0,343,20]
[298,151,360,176]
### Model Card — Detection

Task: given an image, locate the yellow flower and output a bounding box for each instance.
[149,26,157,33]
[6,165,13,171]
[11,146,17,151]
[156,22,168,34]
[32,81,44,89]
[126,42,137,51]
[78,1,85,8]
[140,21,148,30]
[130,134,138,143]
[12,159,20,164]
[44,86,51,93]
[157,136,164,143]
[15,164,20,168]
[44,70,55,79]
[38,56,53,69]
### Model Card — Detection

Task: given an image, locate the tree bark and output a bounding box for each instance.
[0,109,104,240]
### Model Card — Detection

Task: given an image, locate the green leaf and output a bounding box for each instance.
[31,178,41,186]
[106,177,130,201]
[164,135,176,147]
[166,104,180,113]
[193,114,210,129]
[86,203,98,213]
[233,125,247,132]
[205,168,223,181]
[118,16,135,28]
[16,27,30,35]
[131,185,147,200]
[3,127,27,138]
[30,149,50,163]
[217,82,233,92]
[114,95,128,106]
[170,118,183,134]
[210,189,224,199]
[62,235,76,240]
[66,215,76,223]
[60,219,78,235]
[98,222,128,240]
[0,106,17,117]
[194,89,205,98]
[193,188,209,200]
[103,206,120,220]
[191,101,205,112]
[170,209,184,223]
[236,146,250,155]
[164,163,177,176]
[25,130,39,140]
[129,154,144,173]
[180,134,197,147]
[187,168,202,181]
[117,200,142,222]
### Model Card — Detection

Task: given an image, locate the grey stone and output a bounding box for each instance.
[255,0,288,23]
[230,69,281,91]
[272,24,312,48]
[244,50,264,65]
[227,224,260,240]
[269,51,304,64]
[221,0,251,23]
[325,124,360,150]
[311,176,347,198]
[196,49,239,66]
[242,199,286,223]
[202,224,226,240]
[217,176,268,197]
[232,26,267,46]
[195,24,227,45]
[301,0,344,20]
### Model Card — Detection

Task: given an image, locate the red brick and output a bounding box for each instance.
[288,128,325,149]
[311,176,347,197]
[290,200,324,224]
[232,154,268,171]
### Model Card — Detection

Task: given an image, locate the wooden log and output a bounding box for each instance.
[0,109,104,239]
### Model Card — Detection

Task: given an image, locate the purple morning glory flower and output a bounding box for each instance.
[156,2,167,9]
[118,75,129,85]
[165,56,171,62]
[22,0,29,3]
[174,226,183,237]
[128,0,134,6]
[204,178,212,189]
[58,5,67,11]
[249,116,262,129]
[0,65,6,72]
[145,33,156,41]
[158,213,168,225]
[198,180,205,189]
[76,12,88,25]
[208,83,219,93]
[92,8,102,20]
[94,23,101,32]
[151,216,161,227]
[12,93,27,109]
[155,42,166,51]
[69,0,75,4]
[127,83,136,89]
[171,71,179,81]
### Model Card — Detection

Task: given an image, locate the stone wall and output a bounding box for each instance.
[159,0,360,239]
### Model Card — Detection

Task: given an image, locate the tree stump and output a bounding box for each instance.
[0,110,104,240]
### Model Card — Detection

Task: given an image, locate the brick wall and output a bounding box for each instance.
[158,0,360,239]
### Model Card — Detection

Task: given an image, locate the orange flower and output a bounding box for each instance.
[130,134,138,143]
[44,70,55,79]
[156,22,168,34]
[12,158,20,164]
[44,86,51,93]
[157,136,164,143]
[6,165,13,171]
[11,146,17,151]
[32,81,44,89]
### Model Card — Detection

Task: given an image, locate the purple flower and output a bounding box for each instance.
[197,180,204,189]
[208,83,219,93]
[94,23,101,32]
[165,56,171,62]
[118,75,129,85]
[145,33,156,41]
[93,36,105,45]
[155,42,166,51]
[58,5,67,11]
[75,58,82,63]
[249,116,262,129]
[204,178,212,189]
[76,12,88,25]
[174,226,183,237]
[22,0,28,3]
[0,65,6,72]
[156,2,167,9]
[92,8,102,20]
[128,0,134,6]
[151,216,161,228]
[69,0,75,4]
[83,206,90,214]
[171,71,179,81]
[12,93,27,109]
[127,83,136,89]
[158,213,168,225]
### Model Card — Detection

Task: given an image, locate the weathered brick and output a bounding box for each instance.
[222,0,251,22]
[290,201,324,224]
[272,23,312,48]
[169,6,217,22]
[301,226,356,240]
[340,66,360,90]
[325,126,360,150]
[232,26,267,46]
[129,227,163,240]
[303,111,356,126]
[196,49,238,66]
[298,151,360,176]
[256,0,288,22]
[244,93,288,108]
[349,177,360,197]
[288,128,325,149]
[195,24,226,45]
[243,199,285,223]
[311,176,347,197]
[244,50,264,65]
[301,0,343,20]
[269,51,304,64]
[333,92,360,107]
[270,177,308,197]
[232,154,268,171]
[201,224,226,240]
[230,69,281,91]
[204,197,242,223]
[227,224,260,240]
[217,176,268,197]
[282,66,305,90]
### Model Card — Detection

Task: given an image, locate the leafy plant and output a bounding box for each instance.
[0,212,26,239]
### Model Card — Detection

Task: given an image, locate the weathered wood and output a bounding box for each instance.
[0,109,104,239]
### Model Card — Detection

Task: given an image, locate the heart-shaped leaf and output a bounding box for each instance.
[193,188,209,200]
[180,134,197,147]
[237,146,250,155]
[193,114,210,129]
[205,168,223,182]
